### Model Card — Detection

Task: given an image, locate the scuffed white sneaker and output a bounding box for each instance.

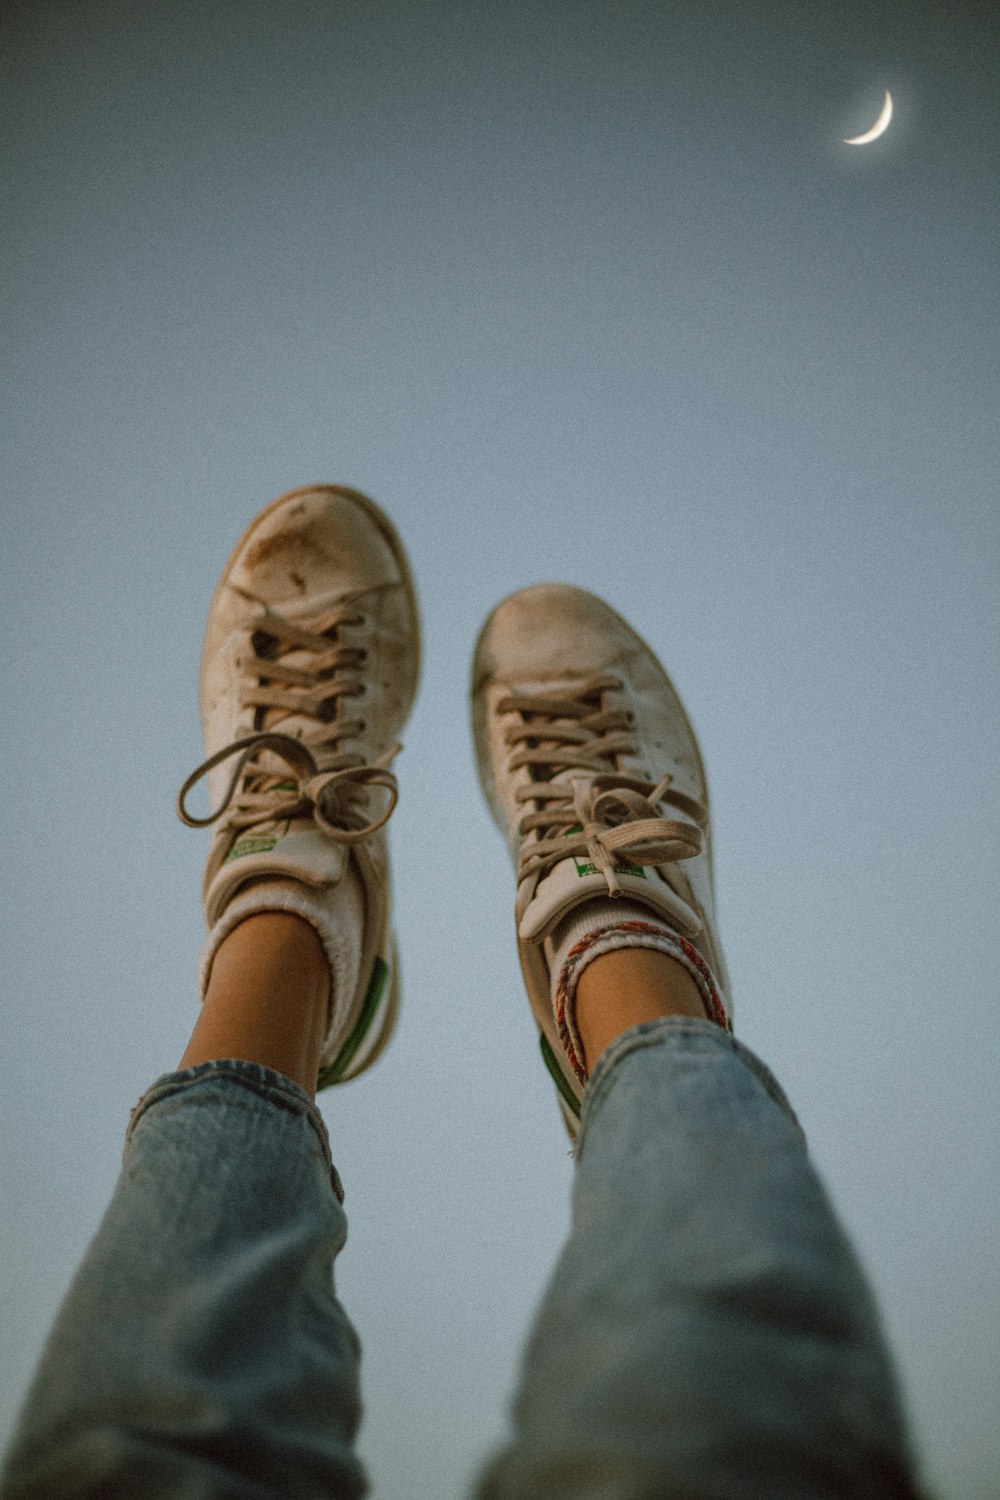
[471,584,731,1135]
[177,484,420,1088]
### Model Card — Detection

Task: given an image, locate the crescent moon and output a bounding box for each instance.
[844,90,893,145]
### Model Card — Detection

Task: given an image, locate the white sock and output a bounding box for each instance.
[547,898,728,1083]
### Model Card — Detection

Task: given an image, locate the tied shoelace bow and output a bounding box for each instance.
[177,596,400,844]
[502,674,708,897]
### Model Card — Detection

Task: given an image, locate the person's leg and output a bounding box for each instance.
[478,1011,919,1499]
[2,486,421,1499]
[469,585,921,1499]
[1,1055,364,1500]
[574,945,707,1064]
[179,907,331,1094]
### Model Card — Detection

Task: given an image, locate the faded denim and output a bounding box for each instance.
[2,1022,920,1499]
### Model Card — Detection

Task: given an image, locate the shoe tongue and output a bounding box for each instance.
[205,817,348,927]
[518,854,702,945]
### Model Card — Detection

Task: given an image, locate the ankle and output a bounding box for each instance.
[550,902,729,1081]
[574,946,707,1072]
[207,908,332,1008]
[180,910,332,1095]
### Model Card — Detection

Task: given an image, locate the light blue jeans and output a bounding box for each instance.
[2,1019,921,1499]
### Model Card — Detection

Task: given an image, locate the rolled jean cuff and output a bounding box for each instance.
[124,1058,344,1202]
[578,1015,802,1154]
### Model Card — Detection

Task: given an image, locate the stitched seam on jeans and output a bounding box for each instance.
[125,1062,334,1169]
[724,1041,802,1130]
[577,1017,801,1157]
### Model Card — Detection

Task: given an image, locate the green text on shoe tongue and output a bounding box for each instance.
[206,824,349,926]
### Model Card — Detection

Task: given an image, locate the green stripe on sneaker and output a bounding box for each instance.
[540,1034,581,1117]
[319,955,389,1088]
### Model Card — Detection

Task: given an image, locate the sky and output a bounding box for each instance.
[2,2,998,1497]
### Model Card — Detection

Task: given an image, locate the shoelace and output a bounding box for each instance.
[177,595,399,844]
[502,673,707,897]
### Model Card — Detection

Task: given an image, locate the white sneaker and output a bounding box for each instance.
[471,583,731,1134]
[177,484,420,1088]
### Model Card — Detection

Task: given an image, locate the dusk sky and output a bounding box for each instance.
[3,4,998,1497]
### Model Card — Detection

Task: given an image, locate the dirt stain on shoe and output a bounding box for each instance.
[246,521,332,572]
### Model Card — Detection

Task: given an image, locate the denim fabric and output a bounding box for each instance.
[2,1025,920,1500]
[1,1061,365,1500]
[476,1019,920,1499]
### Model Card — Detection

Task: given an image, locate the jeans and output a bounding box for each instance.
[1,1019,920,1499]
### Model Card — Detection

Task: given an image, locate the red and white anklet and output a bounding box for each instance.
[550,904,730,1086]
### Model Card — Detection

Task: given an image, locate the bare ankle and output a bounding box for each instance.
[179,909,331,1096]
[574,947,707,1073]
